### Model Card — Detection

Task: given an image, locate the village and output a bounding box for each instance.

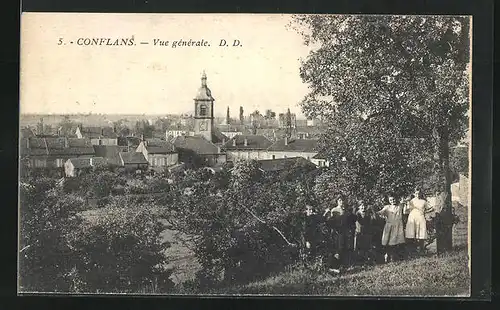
[20,72,329,179]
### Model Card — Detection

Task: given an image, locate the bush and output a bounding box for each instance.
[19,177,175,293]
[168,161,316,288]
[19,179,86,292]
[66,205,175,293]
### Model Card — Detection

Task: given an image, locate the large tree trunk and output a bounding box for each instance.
[435,127,453,253]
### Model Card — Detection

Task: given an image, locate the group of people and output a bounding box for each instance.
[302,188,432,274]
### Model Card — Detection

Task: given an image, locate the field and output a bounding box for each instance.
[163,202,470,296]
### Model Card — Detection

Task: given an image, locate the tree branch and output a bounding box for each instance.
[241,205,297,247]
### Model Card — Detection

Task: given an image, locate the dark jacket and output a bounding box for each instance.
[326,206,356,251]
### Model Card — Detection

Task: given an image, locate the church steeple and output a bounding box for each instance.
[194,71,214,142]
[201,70,207,87]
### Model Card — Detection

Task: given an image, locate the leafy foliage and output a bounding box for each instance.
[164,161,319,287]
[291,15,470,242]
[19,178,86,292]
[19,175,174,293]
[66,205,174,293]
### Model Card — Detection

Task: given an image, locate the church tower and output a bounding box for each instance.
[193,71,214,142]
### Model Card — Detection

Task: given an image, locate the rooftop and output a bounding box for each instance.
[20,137,95,156]
[93,145,124,166]
[267,138,319,153]
[119,152,149,165]
[78,126,118,139]
[67,157,107,169]
[223,135,273,150]
[143,138,176,154]
[172,135,221,155]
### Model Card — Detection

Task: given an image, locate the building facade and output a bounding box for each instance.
[223,135,273,162]
[136,139,179,170]
[20,137,95,170]
[75,126,118,146]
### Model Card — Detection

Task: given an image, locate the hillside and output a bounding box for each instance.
[216,203,470,296]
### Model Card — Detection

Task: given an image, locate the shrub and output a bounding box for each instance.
[19,179,86,292]
[65,205,175,293]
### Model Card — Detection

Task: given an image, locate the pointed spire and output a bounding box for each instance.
[201,70,207,87]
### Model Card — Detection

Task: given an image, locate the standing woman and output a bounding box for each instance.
[405,189,429,256]
[371,195,387,263]
[377,194,405,263]
[323,194,356,274]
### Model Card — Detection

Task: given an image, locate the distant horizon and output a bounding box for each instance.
[20,111,310,118]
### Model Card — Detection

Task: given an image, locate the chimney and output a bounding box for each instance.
[101,128,104,136]
[90,157,93,166]
[64,137,69,148]
[244,138,248,147]
[222,138,226,145]
[26,137,30,149]
[217,146,221,153]
[284,136,288,145]
[232,139,236,147]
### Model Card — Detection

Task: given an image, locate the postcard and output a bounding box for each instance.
[18,13,471,296]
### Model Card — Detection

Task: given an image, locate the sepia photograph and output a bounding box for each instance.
[19,13,471,296]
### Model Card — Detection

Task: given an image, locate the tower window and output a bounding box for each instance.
[200,104,207,116]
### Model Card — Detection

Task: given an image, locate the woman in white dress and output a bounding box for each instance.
[405,189,429,255]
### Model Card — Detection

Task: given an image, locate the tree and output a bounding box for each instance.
[19,175,175,293]
[135,120,154,138]
[265,109,276,120]
[65,204,174,293]
[285,108,293,138]
[114,119,131,137]
[58,115,75,136]
[292,15,470,252]
[19,178,86,292]
[165,161,316,288]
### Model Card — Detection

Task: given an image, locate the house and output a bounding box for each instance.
[172,135,226,168]
[93,145,126,167]
[136,138,178,170]
[257,157,316,172]
[295,126,325,140]
[117,136,142,150]
[75,126,118,146]
[254,128,287,142]
[118,152,149,171]
[20,137,95,171]
[278,112,297,129]
[223,135,273,161]
[266,137,319,162]
[311,151,330,168]
[64,157,107,177]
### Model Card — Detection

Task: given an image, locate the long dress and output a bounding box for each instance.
[355,210,374,251]
[326,206,356,267]
[379,204,405,246]
[405,198,428,240]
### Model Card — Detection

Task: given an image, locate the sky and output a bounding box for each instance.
[20,13,316,118]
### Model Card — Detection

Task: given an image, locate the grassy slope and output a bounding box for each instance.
[221,247,469,296]
[217,203,470,296]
